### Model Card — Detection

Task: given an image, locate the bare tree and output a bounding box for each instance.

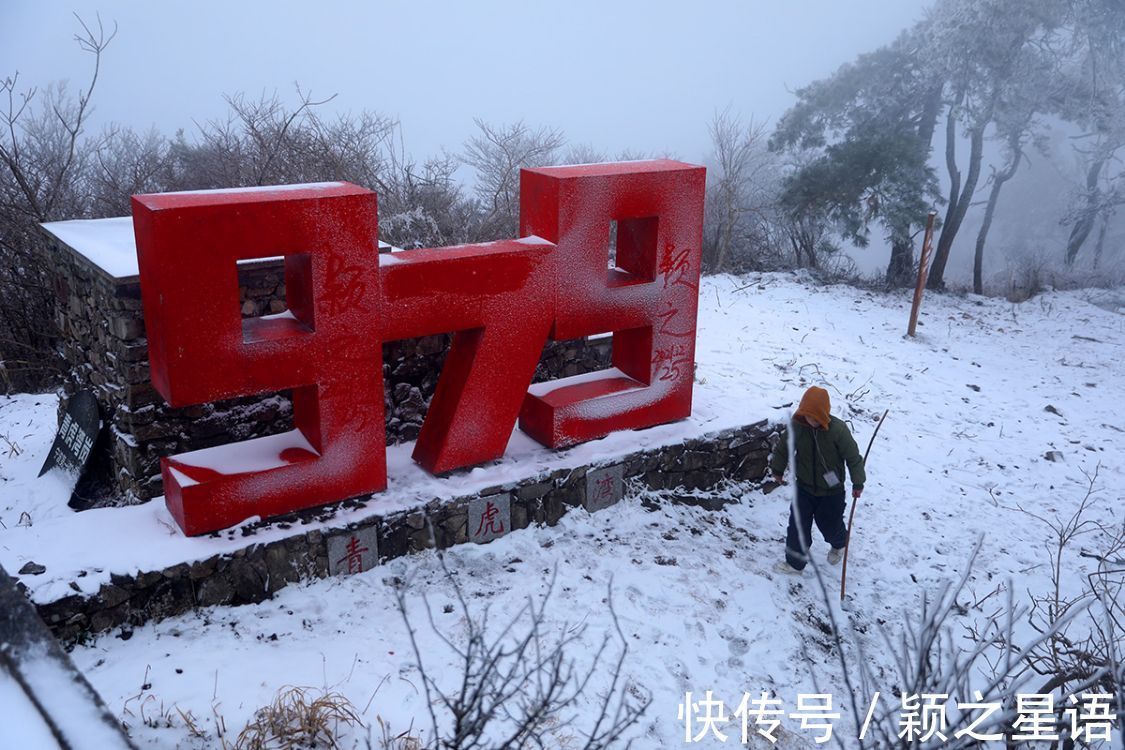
[165,87,396,193]
[1007,464,1125,741]
[703,109,781,273]
[794,467,1124,749]
[784,212,837,271]
[793,536,1115,749]
[563,143,607,166]
[0,14,116,391]
[394,553,649,749]
[462,119,564,241]
[380,143,473,249]
[89,126,170,216]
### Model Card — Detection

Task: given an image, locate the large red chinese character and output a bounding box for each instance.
[475,500,505,537]
[593,474,615,505]
[518,160,706,447]
[134,160,704,537]
[133,184,385,536]
[134,186,554,535]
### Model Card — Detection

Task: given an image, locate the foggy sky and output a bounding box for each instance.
[2,1,932,164]
[23,1,1088,281]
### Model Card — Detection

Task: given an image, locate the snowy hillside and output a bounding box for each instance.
[2,273,1123,748]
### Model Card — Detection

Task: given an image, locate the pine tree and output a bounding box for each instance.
[771,31,942,286]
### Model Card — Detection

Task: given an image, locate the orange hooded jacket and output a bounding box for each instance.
[770,386,866,495]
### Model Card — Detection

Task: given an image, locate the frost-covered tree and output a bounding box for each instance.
[1053,0,1125,266]
[163,88,397,194]
[771,30,943,286]
[703,109,783,272]
[88,126,169,216]
[922,0,1068,289]
[462,119,564,241]
[771,0,1120,290]
[379,152,476,249]
[967,9,1064,293]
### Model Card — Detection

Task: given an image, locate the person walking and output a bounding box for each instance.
[769,386,865,575]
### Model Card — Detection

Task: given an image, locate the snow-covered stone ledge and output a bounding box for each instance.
[7,419,777,645]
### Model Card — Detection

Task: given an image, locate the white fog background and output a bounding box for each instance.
[2,0,1111,281]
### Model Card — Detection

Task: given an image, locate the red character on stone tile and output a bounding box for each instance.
[593,475,615,505]
[475,500,505,537]
[337,535,370,575]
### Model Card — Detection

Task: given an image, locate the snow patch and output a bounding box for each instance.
[3,273,1124,748]
[152,181,345,196]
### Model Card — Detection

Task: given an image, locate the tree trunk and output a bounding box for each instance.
[916,84,944,151]
[1093,210,1110,269]
[716,187,737,272]
[929,106,962,291]
[885,234,915,287]
[788,221,818,269]
[928,114,986,291]
[789,230,803,268]
[701,233,719,273]
[1064,156,1107,266]
[891,83,942,291]
[973,144,1023,294]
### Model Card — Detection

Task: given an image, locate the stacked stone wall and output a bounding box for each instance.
[29,419,780,644]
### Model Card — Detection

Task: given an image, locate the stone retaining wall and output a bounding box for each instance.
[32,419,780,645]
[42,231,612,505]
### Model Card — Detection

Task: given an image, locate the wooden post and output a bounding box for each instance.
[907,211,938,337]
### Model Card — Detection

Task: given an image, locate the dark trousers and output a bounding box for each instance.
[785,486,848,570]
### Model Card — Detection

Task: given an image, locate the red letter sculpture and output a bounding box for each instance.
[133,184,386,535]
[518,160,706,447]
[134,160,704,536]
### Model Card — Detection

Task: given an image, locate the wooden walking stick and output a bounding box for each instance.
[840,409,889,602]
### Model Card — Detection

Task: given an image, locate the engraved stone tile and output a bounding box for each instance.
[468,493,511,544]
[585,463,624,512]
[327,526,379,576]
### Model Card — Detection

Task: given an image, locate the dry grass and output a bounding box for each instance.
[233,686,363,750]
[0,431,21,458]
[117,677,423,749]
[372,716,424,750]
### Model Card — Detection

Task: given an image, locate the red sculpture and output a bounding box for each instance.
[519,162,706,447]
[133,161,704,536]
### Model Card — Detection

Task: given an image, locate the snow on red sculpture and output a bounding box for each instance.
[133,161,704,536]
[133,184,384,537]
[519,161,706,447]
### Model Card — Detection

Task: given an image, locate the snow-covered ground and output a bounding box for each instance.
[2,273,1123,748]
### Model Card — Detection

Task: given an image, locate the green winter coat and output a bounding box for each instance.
[769,416,866,496]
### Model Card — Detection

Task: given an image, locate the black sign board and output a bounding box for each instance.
[38,390,101,479]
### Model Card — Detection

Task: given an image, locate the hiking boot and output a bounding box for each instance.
[774,561,804,575]
[827,547,845,566]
